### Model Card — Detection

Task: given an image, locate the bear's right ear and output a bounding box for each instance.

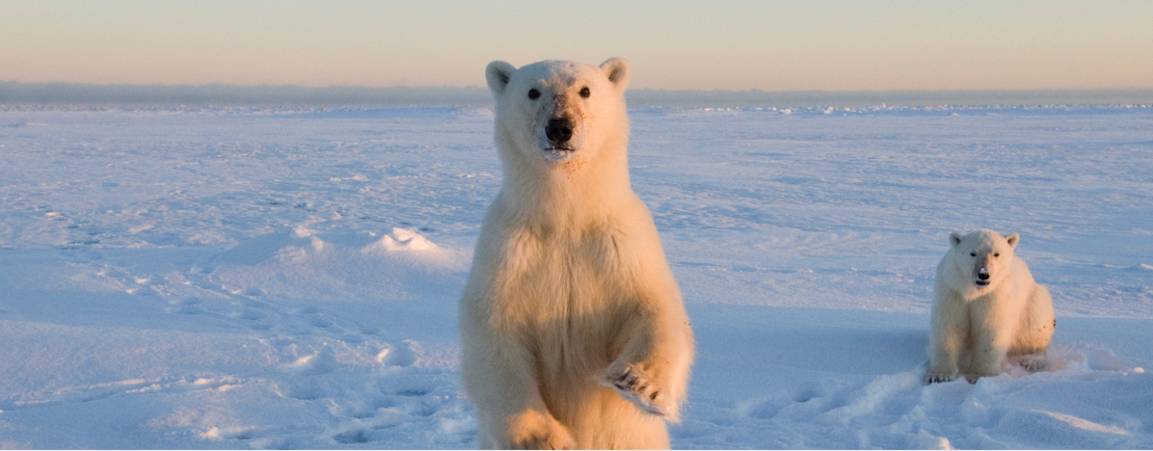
[949,232,962,247]
[1006,232,1020,248]
[485,60,516,97]
[600,57,630,90]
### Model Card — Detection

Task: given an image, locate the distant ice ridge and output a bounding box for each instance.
[647,103,1153,119]
[5,102,1152,119]
[5,81,1153,110]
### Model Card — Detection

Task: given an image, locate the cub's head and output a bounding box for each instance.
[485,58,630,167]
[947,229,1020,293]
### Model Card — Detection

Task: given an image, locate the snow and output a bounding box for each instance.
[1,102,1151,448]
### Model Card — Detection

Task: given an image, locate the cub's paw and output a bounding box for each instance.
[600,363,676,419]
[507,410,575,450]
[922,371,957,385]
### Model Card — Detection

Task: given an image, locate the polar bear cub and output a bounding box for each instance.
[459,58,694,449]
[926,229,1055,383]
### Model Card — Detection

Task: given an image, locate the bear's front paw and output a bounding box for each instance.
[922,371,957,385]
[506,409,575,450]
[600,363,676,419]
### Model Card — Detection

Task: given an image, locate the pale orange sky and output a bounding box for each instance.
[2,0,1152,91]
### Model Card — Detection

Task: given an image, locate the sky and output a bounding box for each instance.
[2,0,1152,91]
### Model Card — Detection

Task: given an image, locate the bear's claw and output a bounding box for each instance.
[601,364,671,417]
[923,373,956,385]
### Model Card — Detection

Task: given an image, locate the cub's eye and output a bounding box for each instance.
[579,86,590,98]
[970,252,977,257]
[528,89,540,100]
[994,253,1000,257]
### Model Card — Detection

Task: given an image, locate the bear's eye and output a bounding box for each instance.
[579,86,590,98]
[527,89,540,100]
[970,252,977,257]
[994,253,1000,257]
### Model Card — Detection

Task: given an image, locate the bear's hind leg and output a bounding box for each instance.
[462,322,574,449]
[1012,285,1055,354]
[1008,285,1055,373]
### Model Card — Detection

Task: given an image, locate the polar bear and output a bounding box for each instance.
[925,229,1055,384]
[458,58,694,449]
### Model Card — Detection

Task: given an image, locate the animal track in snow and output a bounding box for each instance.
[2,375,245,411]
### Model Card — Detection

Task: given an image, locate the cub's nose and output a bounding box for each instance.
[546,118,573,144]
[977,272,990,281]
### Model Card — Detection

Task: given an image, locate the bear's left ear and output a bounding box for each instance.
[949,232,962,247]
[1006,232,1020,248]
[600,57,630,90]
[486,60,516,97]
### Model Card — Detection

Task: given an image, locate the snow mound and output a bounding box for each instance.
[363,227,440,254]
[207,226,464,304]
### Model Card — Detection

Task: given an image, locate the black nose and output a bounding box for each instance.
[546,118,573,144]
[978,273,990,280]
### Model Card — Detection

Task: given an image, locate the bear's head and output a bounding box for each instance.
[946,229,1020,294]
[485,58,630,169]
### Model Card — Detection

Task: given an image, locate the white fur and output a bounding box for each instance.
[926,229,1055,384]
[460,58,694,449]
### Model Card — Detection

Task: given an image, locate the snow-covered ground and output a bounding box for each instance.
[1,102,1151,449]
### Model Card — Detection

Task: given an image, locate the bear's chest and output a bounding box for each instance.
[492,224,634,326]
[494,225,636,376]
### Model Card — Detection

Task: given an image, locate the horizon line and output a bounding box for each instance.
[5,80,1153,95]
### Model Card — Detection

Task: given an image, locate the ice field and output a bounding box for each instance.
[1,99,1152,448]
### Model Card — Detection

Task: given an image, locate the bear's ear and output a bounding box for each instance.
[486,60,516,97]
[600,57,630,90]
[1006,232,1020,248]
[949,232,962,247]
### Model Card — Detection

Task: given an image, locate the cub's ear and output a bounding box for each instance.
[950,232,962,247]
[486,60,516,97]
[1006,232,1020,248]
[600,57,630,90]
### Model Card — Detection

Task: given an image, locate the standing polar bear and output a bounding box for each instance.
[459,58,694,449]
[926,229,1055,384]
